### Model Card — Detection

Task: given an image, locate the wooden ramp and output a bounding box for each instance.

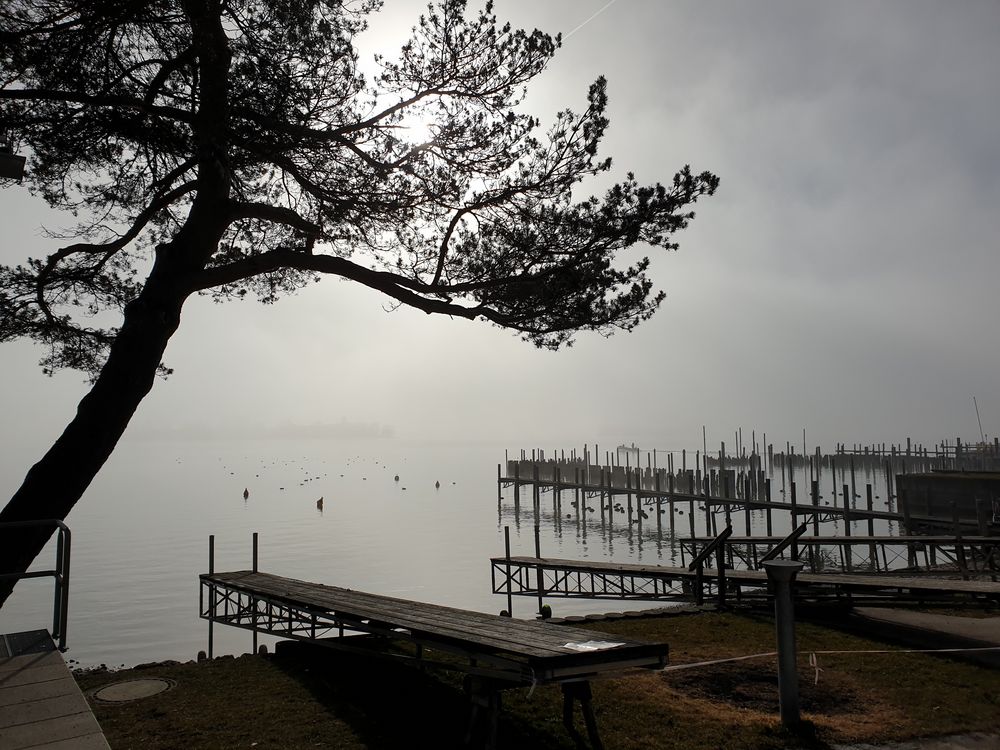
[0,630,109,750]
[491,556,1000,605]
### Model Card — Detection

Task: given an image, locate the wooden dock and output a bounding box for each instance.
[501,436,1000,536]
[490,555,1000,606]
[0,630,109,750]
[499,464,947,528]
[201,569,669,747]
[202,570,667,682]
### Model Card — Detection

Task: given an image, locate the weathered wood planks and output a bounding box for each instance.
[0,630,110,750]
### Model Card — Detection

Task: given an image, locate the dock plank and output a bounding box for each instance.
[0,693,95,729]
[0,676,80,708]
[0,710,105,750]
[0,631,110,750]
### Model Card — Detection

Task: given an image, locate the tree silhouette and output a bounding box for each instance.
[0,0,717,604]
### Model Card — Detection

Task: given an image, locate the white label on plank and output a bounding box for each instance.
[562,640,625,651]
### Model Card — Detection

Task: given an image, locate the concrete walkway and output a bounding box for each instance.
[852,607,1000,645]
[846,607,1000,668]
[0,630,109,749]
[833,732,1000,750]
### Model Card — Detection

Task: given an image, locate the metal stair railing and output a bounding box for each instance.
[0,519,71,650]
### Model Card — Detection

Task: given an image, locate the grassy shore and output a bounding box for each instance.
[75,608,999,749]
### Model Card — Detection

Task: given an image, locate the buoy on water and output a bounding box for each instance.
[316,497,324,511]
[243,488,249,500]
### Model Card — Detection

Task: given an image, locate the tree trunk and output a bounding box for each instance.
[0,1,234,610]
[0,280,186,607]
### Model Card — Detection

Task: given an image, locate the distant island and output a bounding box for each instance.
[267,421,396,440]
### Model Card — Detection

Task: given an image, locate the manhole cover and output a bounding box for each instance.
[93,678,175,703]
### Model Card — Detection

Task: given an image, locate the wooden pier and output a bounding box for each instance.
[490,555,1000,607]
[499,460,945,532]
[201,568,669,748]
[0,630,109,750]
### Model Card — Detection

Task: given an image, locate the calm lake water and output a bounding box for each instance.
[0,436,897,668]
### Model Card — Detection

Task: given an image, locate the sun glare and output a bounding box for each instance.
[396,111,435,146]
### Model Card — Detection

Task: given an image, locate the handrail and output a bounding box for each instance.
[688,526,732,607]
[0,519,71,651]
[687,525,732,572]
[757,523,808,569]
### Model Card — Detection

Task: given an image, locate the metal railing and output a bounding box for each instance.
[0,519,71,651]
[757,523,808,568]
[688,525,732,606]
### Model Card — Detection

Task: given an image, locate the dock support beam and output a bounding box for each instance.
[464,677,502,750]
[562,681,604,750]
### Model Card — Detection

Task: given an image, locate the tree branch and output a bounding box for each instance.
[0,88,194,123]
[228,202,322,236]
[35,181,198,323]
[187,248,491,320]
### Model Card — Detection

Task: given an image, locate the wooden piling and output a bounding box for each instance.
[842,484,853,571]
[534,524,544,613]
[688,471,696,540]
[765,478,773,536]
[790,482,799,562]
[208,534,215,659]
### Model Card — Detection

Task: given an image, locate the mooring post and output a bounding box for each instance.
[789,482,799,563]
[952,501,969,579]
[686,471,695,540]
[867,485,877,569]
[599,468,606,524]
[208,534,215,660]
[655,470,662,520]
[251,532,259,655]
[763,560,804,728]
[626,469,633,524]
[505,526,513,616]
[807,481,818,572]
[555,465,561,512]
[765,478,773,536]
[533,463,540,515]
[534,524,544,614]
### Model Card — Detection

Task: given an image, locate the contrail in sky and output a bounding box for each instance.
[565,0,622,39]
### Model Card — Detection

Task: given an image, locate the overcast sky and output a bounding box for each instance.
[2,0,998,464]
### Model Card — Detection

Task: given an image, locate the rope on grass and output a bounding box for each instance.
[659,645,1000,686]
[804,646,1000,685]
